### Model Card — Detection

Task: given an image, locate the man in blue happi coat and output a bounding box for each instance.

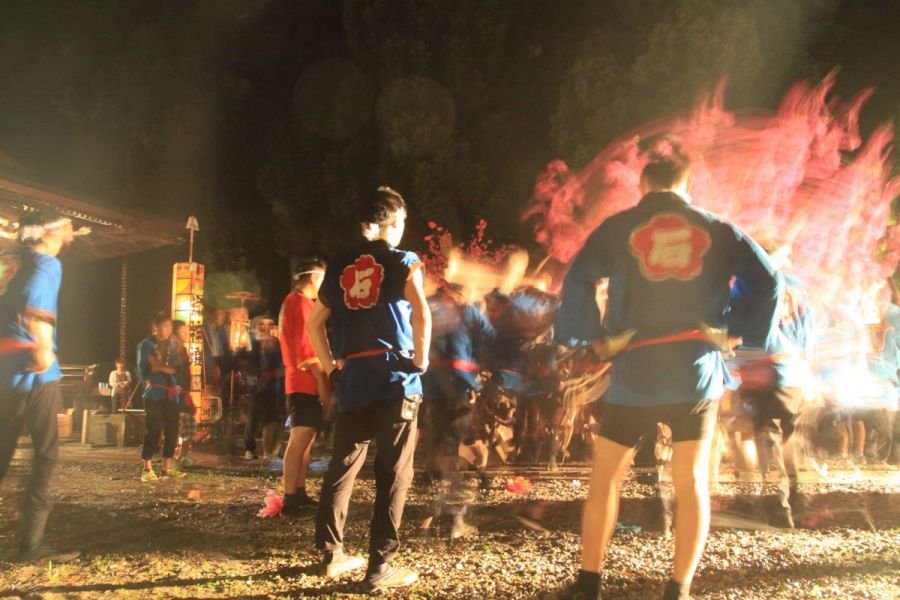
[548,156,782,600]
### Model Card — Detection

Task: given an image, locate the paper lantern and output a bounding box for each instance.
[171,262,205,411]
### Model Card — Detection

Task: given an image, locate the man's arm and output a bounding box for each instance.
[148,352,176,375]
[278,298,298,369]
[25,318,55,373]
[728,229,783,350]
[404,266,432,371]
[555,225,611,345]
[306,300,337,376]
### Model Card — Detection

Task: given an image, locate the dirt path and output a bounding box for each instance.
[0,443,897,599]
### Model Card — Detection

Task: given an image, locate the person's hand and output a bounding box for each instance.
[700,322,742,355]
[590,329,637,361]
[328,368,342,387]
[27,347,56,374]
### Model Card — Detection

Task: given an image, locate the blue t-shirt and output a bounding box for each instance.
[0,248,63,392]
[137,336,181,401]
[769,275,815,388]
[321,240,423,411]
[556,192,782,406]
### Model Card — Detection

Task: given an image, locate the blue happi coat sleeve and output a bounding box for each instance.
[137,339,152,382]
[555,224,612,345]
[725,227,783,349]
[21,258,61,326]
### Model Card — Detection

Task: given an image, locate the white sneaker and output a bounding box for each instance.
[323,552,366,578]
[244,451,258,460]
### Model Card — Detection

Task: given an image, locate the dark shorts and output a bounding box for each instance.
[428,395,475,449]
[742,386,803,430]
[598,400,719,448]
[288,393,322,430]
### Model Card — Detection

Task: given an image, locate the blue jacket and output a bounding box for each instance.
[321,240,423,411]
[425,295,495,398]
[0,248,63,392]
[556,191,782,406]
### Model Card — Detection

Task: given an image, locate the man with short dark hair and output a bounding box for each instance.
[548,157,782,600]
[0,211,80,562]
[307,186,431,590]
[278,257,327,513]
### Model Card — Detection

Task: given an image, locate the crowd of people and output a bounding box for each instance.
[1,157,898,598]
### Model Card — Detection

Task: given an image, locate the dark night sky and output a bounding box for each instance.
[0,0,897,365]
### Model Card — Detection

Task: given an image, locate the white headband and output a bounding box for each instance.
[19,217,72,243]
[293,269,325,280]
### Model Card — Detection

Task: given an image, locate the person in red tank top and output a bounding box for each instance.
[279,257,328,513]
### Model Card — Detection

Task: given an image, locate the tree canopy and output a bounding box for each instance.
[0,0,897,309]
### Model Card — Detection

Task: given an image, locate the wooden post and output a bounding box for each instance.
[119,256,128,361]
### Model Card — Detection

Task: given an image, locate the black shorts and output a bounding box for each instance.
[598,400,718,448]
[288,393,322,430]
[742,386,803,430]
[428,396,475,449]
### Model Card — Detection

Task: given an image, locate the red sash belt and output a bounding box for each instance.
[0,338,34,355]
[433,358,480,373]
[622,329,710,353]
[345,348,395,360]
[146,382,180,400]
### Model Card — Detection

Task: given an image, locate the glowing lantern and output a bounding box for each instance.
[171,262,205,411]
[225,291,260,352]
[229,307,251,352]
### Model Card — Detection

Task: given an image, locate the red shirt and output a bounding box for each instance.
[278,291,319,395]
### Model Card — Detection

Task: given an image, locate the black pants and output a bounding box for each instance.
[141,399,180,460]
[245,388,281,453]
[315,399,417,569]
[0,380,61,553]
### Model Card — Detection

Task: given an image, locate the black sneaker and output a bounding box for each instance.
[297,491,318,507]
[764,497,794,529]
[541,583,602,599]
[366,563,418,590]
[281,492,319,516]
[18,545,80,563]
[322,551,366,578]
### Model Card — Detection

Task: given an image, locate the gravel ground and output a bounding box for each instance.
[0,443,897,599]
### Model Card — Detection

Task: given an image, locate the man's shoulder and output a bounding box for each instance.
[282,290,307,307]
[332,245,419,270]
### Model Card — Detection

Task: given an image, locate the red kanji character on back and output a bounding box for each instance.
[340,254,385,309]
[629,213,711,281]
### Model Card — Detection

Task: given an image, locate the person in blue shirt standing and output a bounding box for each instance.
[137,313,183,481]
[0,211,80,563]
[307,187,431,590]
[736,269,815,528]
[423,282,494,537]
[547,156,782,600]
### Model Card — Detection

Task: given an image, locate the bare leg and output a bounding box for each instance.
[261,422,280,457]
[284,426,317,494]
[852,418,866,457]
[581,436,636,572]
[670,437,714,585]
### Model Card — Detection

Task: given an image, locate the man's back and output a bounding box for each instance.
[321,239,422,410]
[557,191,781,406]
